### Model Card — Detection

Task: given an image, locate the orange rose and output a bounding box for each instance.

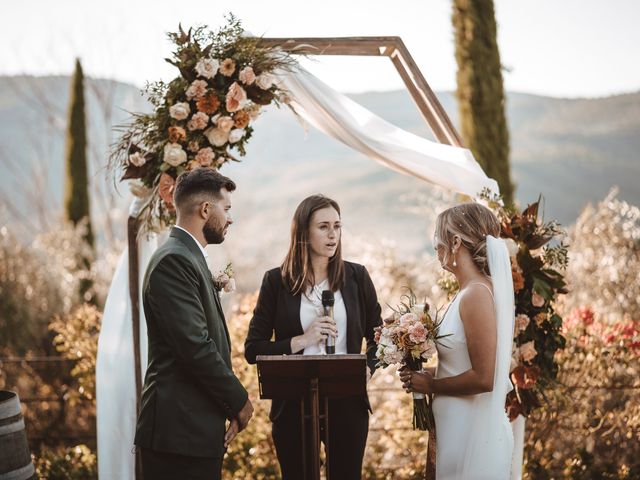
[196,94,220,115]
[534,312,547,326]
[219,58,236,77]
[158,173,176,210]
[512,267,525,292]
[168,126,186,143]
[233,110,250,129]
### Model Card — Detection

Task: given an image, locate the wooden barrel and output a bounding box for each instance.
[0,391,34,480]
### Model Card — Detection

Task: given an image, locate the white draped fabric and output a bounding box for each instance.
[277,67,499,198]
[96,65,501,479]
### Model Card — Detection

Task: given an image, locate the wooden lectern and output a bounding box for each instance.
[256,354,367,480]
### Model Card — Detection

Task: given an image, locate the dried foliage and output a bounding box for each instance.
[33,444,97,480]
[564,188,640,321]
[523,307,640,479]
[49,304,101,403]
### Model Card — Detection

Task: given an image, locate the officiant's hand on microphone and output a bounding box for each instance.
[291,316,337,351]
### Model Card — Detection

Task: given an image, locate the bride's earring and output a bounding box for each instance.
[452,249,457,267]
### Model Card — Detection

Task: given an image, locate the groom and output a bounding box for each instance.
[134,168,253,480]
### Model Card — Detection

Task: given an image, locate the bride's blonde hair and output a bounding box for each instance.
[435,203,500,275]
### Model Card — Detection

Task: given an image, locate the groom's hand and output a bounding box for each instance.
[237,398,254,431]
[224,418,239,448]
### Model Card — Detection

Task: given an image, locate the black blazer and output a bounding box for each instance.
[134,227,248,458]
[244,261,382,422]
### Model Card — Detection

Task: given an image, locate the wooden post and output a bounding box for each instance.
[127,216,143,480]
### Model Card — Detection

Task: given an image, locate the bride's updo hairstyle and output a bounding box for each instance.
[434,202,500,275]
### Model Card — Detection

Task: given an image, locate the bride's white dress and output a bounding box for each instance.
[432,285,514,479]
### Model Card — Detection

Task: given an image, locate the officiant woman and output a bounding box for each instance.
[244,194,382,479]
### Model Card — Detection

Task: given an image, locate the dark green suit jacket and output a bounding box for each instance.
[134,227,248,458]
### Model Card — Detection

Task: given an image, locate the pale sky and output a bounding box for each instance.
[2,0,639,98]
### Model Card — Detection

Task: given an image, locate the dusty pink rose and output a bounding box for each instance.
[223,278,236,293]
[169,102,190,120]
[532,292,545,308]
[186,79,208,100]
[225,82,247,113]
[399,312,418,326]
[215,116,235,133]
[515,314,530,334]
[187,112,210,131]
[187,140,200,153]
[409,323,427,344]
[239,66,256,85]
[421,340,437,360]
[195,147,215,167]
[519,341,537,363]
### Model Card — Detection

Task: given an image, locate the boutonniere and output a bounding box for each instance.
[212,262,236,293]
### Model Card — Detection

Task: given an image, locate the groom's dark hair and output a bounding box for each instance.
[174,168,236,213]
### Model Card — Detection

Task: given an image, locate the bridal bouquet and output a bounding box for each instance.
[375,290,447,431]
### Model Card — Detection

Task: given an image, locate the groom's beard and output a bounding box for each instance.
[203,217,226,244]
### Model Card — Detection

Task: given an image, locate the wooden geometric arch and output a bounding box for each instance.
[258,36,464,147]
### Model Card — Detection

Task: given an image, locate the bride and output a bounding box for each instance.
[399,203,515,479]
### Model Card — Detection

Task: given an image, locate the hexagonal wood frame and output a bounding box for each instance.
[258,36,464,147]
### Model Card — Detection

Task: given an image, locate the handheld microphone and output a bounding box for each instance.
[321,290,335,354]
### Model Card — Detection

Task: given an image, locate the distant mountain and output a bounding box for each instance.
[1,75,638,266]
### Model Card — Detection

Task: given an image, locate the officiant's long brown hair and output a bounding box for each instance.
[281,194,345,296]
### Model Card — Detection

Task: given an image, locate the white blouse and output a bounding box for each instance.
[299,279,348,355]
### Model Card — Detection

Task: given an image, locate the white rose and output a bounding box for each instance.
[228,128,245,144]
[163,142,187,167]
[128,151,146,167]
[255,73,275,90]
[169,102,190,121]
[204,127,229,147]
[505,238,519,257]
[195,58,219,79]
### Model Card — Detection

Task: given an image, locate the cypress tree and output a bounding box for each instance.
[452,0,514,204]
[64,58,94,301]
[64,58,93,244]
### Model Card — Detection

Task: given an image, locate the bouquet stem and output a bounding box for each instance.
[405,357,436,432]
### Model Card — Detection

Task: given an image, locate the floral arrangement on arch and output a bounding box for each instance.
[480,191,569,420]
[110,16,297,229]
